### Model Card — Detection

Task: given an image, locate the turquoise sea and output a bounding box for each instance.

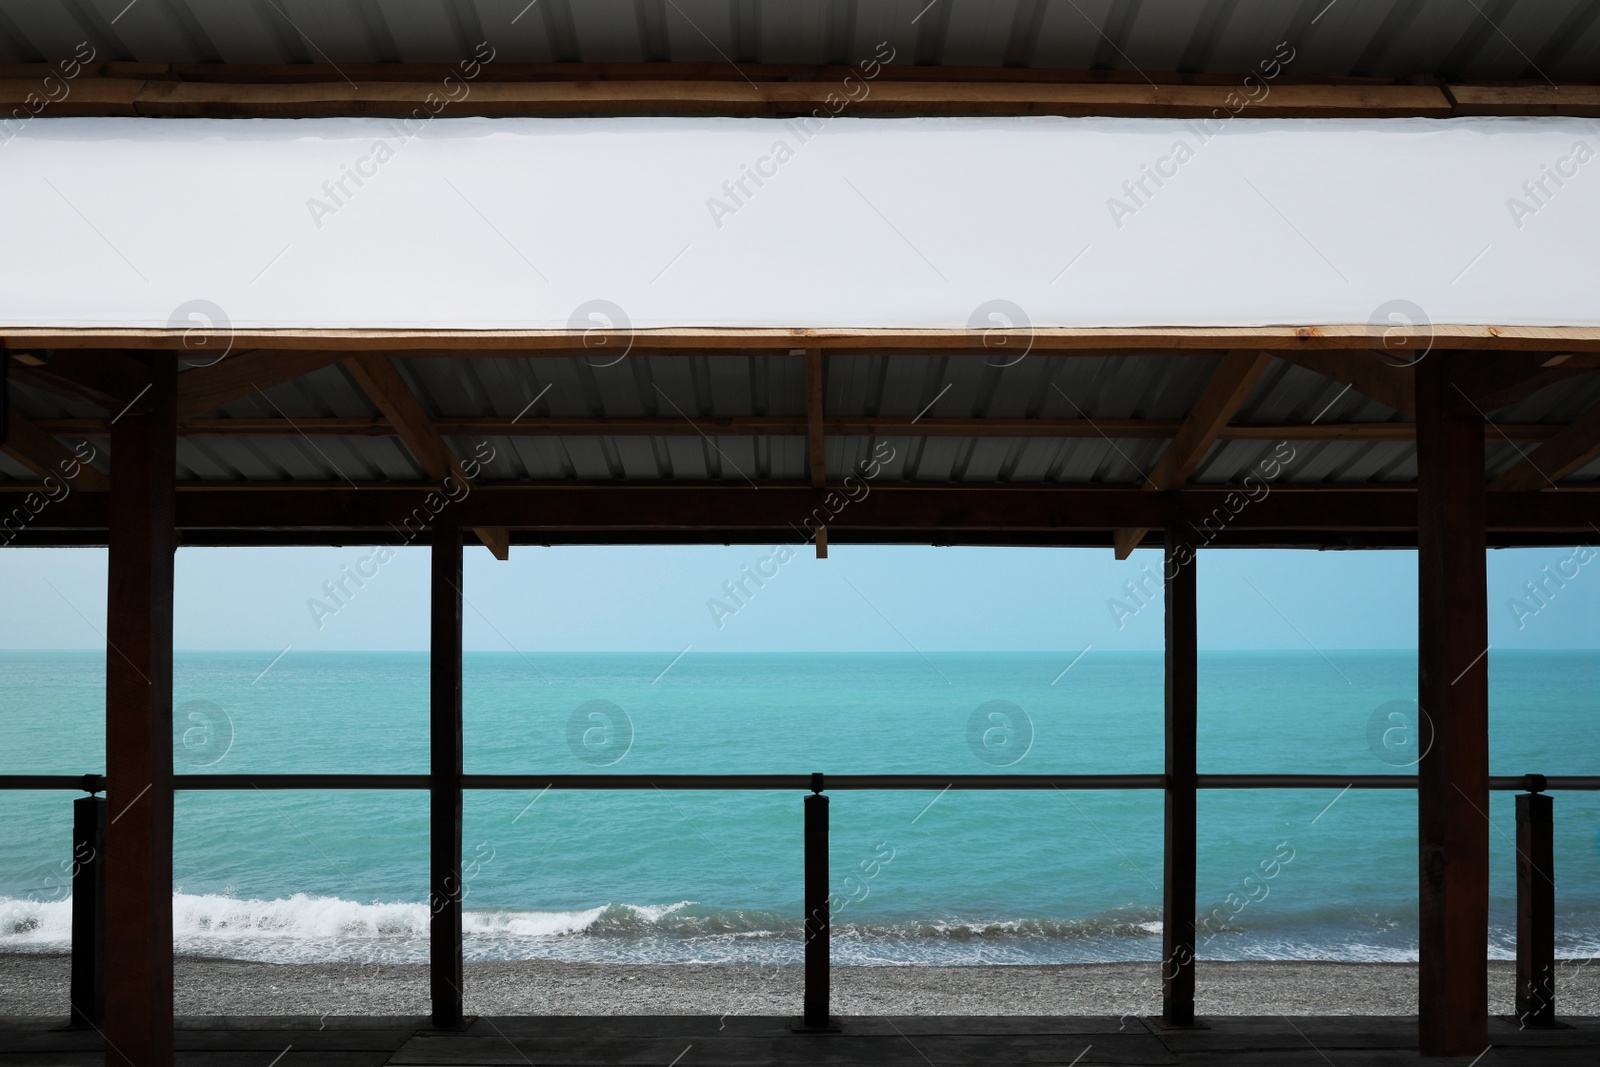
[0,650,1596,966]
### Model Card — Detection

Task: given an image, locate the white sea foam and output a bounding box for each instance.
[0,896,71,944]
[0,894,698,958]
[5,894,1597,966]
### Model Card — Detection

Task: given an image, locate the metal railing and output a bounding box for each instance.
[1,770,1591,1031]
[6,772,1599,791]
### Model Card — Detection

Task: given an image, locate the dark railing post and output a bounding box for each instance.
[800,772,834,1031]
[1162,522,1198,1027]
[430,524,465,1029]
[1516,775,1556,1028]
[70,780,106,1028]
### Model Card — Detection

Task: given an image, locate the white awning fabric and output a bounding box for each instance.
[3,115,1597,331]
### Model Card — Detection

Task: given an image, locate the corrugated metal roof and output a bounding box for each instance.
[5,353,1594,491]
[0,0,1594,79]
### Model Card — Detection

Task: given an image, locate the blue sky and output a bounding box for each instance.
[0,544,1593,652]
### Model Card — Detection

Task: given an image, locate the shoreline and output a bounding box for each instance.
[2,955,1596,1018]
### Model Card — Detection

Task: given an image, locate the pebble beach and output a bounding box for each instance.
[2,955,1596,1019]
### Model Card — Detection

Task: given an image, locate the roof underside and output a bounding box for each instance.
[1,0,1597,81]
[6,352,1600,488]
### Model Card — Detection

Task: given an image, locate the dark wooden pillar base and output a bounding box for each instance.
[104,357,176,1067]
[1416,356,1489,1056]
[1162,521,1198,1027]
[800,787,832,1031]
[69,793,105,1029]
[430,524,465,1029]
[1516,788,1556,1027]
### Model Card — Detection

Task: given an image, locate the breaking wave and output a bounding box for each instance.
[3,894,1596,966]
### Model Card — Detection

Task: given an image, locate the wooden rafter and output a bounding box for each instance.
[805,349,825,489]
[342,355,509,560]
[7,351,151,412]
[1272,352,1416,415]
[25,416,1569,443]
[1113,352,1274,558]
[1451,354,1599,411]
[0,407,108,491]
[177,352,349,419]
[1489,397,1600,492]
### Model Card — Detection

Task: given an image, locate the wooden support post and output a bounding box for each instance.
[1162,521,1198,1027]
[104,356,176,1067]
[800,775,834,1031]
[430,523,465,1029]
[805,349,826,489]
[69,791,105,1029]
[1516,783,1556,1027]
[1416,355,1489,1056]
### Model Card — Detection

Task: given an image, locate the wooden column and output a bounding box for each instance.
[430,523,465,1028]
[69,793,105,1028]
[1415,356,1489,1056]
[104,357,176,1067]
[1515,787,1555,1027]
[1162,521,1198,1026]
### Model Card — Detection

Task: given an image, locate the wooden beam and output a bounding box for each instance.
[0,67,1454,119]
[10,324,1600,353]
[1451,354,1589,411]
[1415,356,1489,1057]
[6,483,1600,537]
[1446,83,1600,117]
[1147,354,1277,487]
[1273,352,1416,414]
[806,349,825,488]
[1489,397,1600,491]
[26,414,1575,444]
[0,408,108,490]
[430,523,465,1029]
[1163,521,1198,1027]
[176,351,348,419]
[1114,352,1273,558]
[342,355,456,477]
[341,354,508,558]
[103,356,175,1067]
[7,351,152,412]
[474,525,510,561]
[0,59,1556,89]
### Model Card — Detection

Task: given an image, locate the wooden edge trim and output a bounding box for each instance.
[6,325,1600,352]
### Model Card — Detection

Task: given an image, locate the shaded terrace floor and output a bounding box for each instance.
[2,1014,1596,1066]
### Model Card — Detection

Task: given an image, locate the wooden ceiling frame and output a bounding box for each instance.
[2,483,1596,540]
[804,348,825,489]
[175,352,350,420]
[1272,352,1417,415]
[342,354,510,559]
[2,62,1596,119]
[1112,352,1274,558]
[6,347,1599,554]
[0,407,108,491]
[20,415,1567,442]
[10,325,1600,352]
[1489,397,1600,492]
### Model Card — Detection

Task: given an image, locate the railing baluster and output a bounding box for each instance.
[800,773,835,1031]
[70,780,105,1029]
[1516,775,1556,1028]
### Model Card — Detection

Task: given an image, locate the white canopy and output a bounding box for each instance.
[3,115,1596,330]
